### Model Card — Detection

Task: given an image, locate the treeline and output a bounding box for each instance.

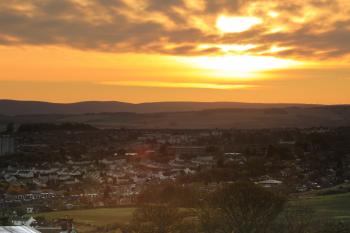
[17,123,96,132]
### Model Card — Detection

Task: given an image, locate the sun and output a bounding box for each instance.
[216,16,262,33]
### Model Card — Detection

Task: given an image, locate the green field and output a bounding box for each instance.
[36,207,135,232]
[296,192,350,222]
[37,192,350,232]
[37,207,135,225]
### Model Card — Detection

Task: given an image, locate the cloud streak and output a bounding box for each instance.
[99,80,256,90]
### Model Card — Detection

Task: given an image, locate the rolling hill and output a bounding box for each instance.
[0,102,350,129]
[0,99,321,115]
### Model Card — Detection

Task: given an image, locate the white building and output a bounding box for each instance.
[255,179,283,188]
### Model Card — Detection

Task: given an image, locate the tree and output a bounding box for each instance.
[0,216,11,226]
[103,185,112,199]
[5,122,15,134]
[206,146,220,155]
[159,144,170,156]
[316,221,350,233]
[128,204,184,233]
[245,157,266,177]
[208,182,286,233]
[138,183,200,207]
[275,203,315,233]
[196,201,229,233]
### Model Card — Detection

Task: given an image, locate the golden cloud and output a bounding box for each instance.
[0,0,349,60]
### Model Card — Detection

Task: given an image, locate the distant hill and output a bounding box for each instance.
[0,103,350,129]
[60,106,350,129]
[0,99,321,115]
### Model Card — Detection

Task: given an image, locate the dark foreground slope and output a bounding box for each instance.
[1,106,350,129]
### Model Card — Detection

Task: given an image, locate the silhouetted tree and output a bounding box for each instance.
[5,122,15,134]
[128,204,184,233]
[316,221,350,233]
[206,182,286,233]
[275,203,315,233]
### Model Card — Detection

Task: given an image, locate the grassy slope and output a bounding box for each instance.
[36,207,135,225]
[36,207,135,232]
[297,193,350,221]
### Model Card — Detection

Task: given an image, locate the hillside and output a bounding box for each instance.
[1,106,350,129]
[36,192,350,232]
[0,100,321,115]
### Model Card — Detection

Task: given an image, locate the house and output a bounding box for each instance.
[224,152,247,164]
[191,156,215,166]
[4,174,17,183]
[255,179,283,188]
[12,216,37,227]
[183,168,195,175]
[169,146,206,157]
[26,207,34,214]
[17,170,34,179]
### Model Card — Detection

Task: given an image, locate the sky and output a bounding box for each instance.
[0,0,350,104]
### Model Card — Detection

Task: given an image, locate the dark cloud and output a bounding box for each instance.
[96,0,125,7]
[0,0,349,59]
[204,0,242,14]
[39,0,78,15]
[145,0,187,25]
[249,26,350,59]
[146,0,183,11]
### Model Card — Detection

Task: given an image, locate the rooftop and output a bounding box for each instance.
[0,226,41,233]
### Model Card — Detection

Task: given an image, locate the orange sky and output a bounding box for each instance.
[0,0,350,104]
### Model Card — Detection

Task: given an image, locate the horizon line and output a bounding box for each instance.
[0,98,337,106]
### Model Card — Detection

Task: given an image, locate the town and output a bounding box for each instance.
[1,123,349,218]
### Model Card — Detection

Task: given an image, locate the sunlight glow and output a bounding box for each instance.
[187,55,301,79]
[100,81,255,90]
[198,44,257,53]
[268,11,279,18]
[216,16,262,33]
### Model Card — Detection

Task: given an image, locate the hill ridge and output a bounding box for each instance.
[0,99,323,115]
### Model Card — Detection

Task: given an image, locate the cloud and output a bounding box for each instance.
[0,0,349,59]
[99,80,256,89]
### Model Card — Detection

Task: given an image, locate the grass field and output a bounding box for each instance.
[36,207,135,225]
[36,192,350,232]
[36,207,135,232]
[296,192,350,222]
